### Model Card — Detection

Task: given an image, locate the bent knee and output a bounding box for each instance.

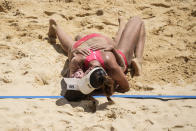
[131,16,143,23]
[128,16,144,25]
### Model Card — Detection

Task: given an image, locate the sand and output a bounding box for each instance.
[0,0,196,130]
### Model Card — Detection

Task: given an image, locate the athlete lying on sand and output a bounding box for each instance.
[48,17,145,104]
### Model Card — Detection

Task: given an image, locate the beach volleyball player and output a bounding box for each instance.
[48,16,145,97]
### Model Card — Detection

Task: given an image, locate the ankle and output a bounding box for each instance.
[135,58,143,63]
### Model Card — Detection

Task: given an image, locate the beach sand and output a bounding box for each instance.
[0,0,196,130]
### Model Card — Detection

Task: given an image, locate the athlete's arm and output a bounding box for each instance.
[69,54,84,78]
[104,52,130,92]
[88,43,126,72]
[110,48,126,72]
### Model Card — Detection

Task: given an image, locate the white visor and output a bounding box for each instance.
[64,67,107,94]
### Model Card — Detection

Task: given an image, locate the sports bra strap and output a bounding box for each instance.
[73,33,104,49]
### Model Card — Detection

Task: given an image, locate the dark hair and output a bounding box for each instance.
[101,75,114,97]
[90,68,107,89]
[90,68,114,97]
[65,68,114,101]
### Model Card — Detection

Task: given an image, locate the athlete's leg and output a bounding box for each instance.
[48,19,74,55]
[114,17,126,47]
[117,17,145,76]
[135,21,145,59]
[131,20,145,76]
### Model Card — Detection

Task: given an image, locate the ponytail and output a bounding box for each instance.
[101,75,114,97]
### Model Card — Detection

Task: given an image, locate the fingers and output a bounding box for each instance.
[83,49,91,56]
[90,45,104,51]
[72,48,91,56]
[91,44,113,51]
[71,48,76,53]
[79,48,90,56]
[89,45,97,50]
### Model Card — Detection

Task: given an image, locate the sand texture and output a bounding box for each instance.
[0,0,196,130]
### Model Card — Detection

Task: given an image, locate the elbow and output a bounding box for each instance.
[124,87,130,92]
[116,85,130,93]
[120,81,130,93]
[120,88,130,93]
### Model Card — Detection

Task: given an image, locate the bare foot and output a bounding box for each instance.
[131,58,142,77]
[48,19,57,39]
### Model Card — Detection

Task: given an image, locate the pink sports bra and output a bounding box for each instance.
[73,33,128,70]
[73,33,105,69]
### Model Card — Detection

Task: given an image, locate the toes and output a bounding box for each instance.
[118,16,126,25]
[48,19,57,39]
[49,19,57,26]
[118,16,123,23]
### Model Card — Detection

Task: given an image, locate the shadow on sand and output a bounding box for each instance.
[55,79,112,113]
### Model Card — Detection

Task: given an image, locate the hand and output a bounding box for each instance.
[71,48,91,56]
[89,44,114,51]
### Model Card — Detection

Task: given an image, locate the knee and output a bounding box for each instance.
[131,16,143,23]
[128,16,144,25]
